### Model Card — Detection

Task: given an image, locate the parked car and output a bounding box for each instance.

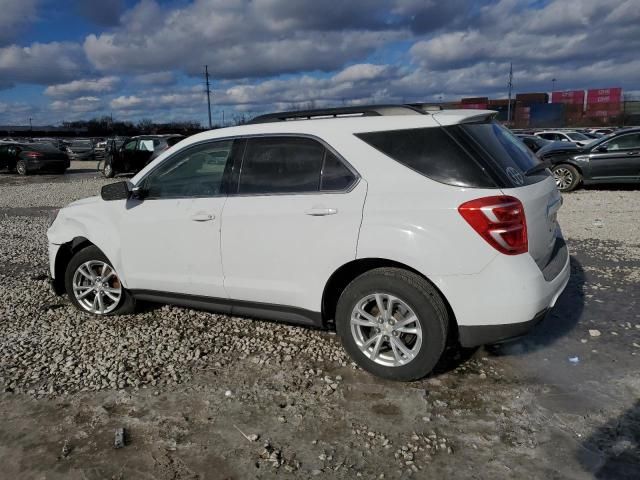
[66,139,95,160]
[586,128,615,137]
[515,134,551,153]
[538,128,640,191]
[0,142,70,175]
[103,135,184,178]
[47,105,569,381]
[94,139,108,158]
[534,130,591,147]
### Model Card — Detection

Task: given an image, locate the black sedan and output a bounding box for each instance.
[103,135,184,177]
[537,128,640,192]
[0,142,70,175]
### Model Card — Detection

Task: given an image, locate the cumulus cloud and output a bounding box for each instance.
[44,76,120,97]
[50,96,102,113]
[83,0,407,78]
[110,95,145,109]
[0,0,39,46]
[0,42,87,89]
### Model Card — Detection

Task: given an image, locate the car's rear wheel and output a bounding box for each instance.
[64,246,135,315]
[336,267,448,381]
[16,160,28,176]
[552,164,581,192]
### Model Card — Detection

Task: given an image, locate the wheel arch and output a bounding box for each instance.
[52,237,104,295]
[321,257,459,341]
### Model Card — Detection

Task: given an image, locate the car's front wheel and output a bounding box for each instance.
[64,245,135,315]
[552,164,581,192]
[336,268,448,381]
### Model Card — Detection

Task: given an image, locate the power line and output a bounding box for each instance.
[204,65,212,129]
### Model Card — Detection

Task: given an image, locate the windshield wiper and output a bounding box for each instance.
[524,161,551,176]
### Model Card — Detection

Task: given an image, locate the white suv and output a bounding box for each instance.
[47,106,570,381]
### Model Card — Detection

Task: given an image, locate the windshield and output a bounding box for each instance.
[566,132,589,141]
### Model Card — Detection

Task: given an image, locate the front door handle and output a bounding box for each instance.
[627,151,638,155]
[305,207,338,216]
[191,212,215,222]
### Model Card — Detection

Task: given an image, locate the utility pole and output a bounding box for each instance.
[552,78,557,91]
[29,117,33,132]
[506,63,513,126]
[222,110,225,126]
[204,65,212,129]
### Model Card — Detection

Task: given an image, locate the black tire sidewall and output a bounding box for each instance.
[103,159,115,178]
[16,160,28,175]
[336,269,448,381]
[64,245,132,315]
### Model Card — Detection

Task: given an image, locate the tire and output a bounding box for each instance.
[552,164,581,192]
[103,160,115,178]
[16,159,28,176]
[335,267,448,381]
[64,245,135,316]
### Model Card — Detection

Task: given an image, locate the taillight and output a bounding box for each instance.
[24,151,43,159]
[458,196,528,255]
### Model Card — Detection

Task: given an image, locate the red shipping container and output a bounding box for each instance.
[461,97,489,105]
[587,88,622,104]
[551,90,585,105]
[586,102,621,111]
[460,103,487,109]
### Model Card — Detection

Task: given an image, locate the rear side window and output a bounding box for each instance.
[321,151,356,191]
[238,137,325,194]
[356,127,495,188]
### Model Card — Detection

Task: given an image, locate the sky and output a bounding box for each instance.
[0,0,638,126]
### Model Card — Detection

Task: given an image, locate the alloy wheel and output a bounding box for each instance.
[553,167,573,190]
[72,260,122,314]
[350,293,422,367]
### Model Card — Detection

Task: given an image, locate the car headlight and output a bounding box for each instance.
[47,209,60,228]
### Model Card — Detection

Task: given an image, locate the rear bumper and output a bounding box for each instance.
[437,234,571,346]
[26,159,70,171]
[458,308,548,347]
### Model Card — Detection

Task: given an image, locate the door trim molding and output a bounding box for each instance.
[131,289,324,328]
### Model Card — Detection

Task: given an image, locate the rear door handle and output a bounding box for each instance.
[627,151,638,155]
[191,212,215,222]
[305,207,337,216]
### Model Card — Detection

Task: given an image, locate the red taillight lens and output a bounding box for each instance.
[458,195,528,255]
[24,151,43,158]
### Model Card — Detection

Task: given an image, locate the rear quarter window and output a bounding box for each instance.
[356,127,496,188]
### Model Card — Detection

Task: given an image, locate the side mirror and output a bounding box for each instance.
[596,145,608,152]
[101,181,132,201]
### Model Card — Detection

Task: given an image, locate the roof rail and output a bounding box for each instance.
[248,104,425,124]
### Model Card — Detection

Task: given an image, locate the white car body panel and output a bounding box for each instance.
[119,196,227,297]
[221,181,367,310]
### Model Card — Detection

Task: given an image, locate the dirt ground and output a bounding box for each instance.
[0,164,638,479]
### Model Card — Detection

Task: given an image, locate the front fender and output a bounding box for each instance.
[47,200,128,287]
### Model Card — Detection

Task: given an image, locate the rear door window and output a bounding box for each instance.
[356,127,495,188]
[238,137,325,194]
[321,150,356,191]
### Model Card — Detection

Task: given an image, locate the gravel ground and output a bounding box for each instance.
[0,170,638,479]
